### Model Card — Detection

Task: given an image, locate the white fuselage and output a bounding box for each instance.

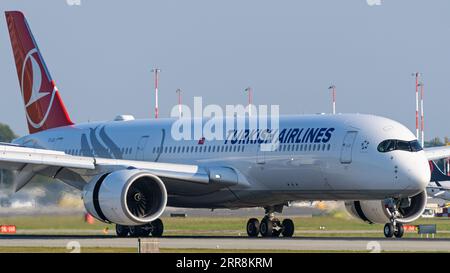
[13,114,430,209]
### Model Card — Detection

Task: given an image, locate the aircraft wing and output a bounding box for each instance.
[0,144,246,192]
[424,146,450,161]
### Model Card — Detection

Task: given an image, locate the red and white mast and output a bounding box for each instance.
[176,88,182,117]
[413,72,420,140]
[152,68,161,119]
[328,85,336,114]
[244,87,253,116]
[418,81,424,148]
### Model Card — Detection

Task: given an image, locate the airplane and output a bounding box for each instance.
[2,10,450,239]
[426,160,450,201]
[427,184,450,201]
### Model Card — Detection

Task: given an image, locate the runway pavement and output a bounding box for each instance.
[0,235,449,252]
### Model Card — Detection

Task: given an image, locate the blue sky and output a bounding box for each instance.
[0,0,449,139]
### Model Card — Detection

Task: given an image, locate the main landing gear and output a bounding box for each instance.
[116,219,164,238]
[246,207,295,238]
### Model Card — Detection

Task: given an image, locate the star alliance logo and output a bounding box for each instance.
[361,140,370,150]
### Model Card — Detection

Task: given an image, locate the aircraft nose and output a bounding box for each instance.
[406,153,430,191]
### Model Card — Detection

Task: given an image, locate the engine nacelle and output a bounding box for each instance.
[345,190,427,224]
[83,169,167,226]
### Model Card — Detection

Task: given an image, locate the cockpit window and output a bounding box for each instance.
[377,139,422,153]
[410,140,422,152]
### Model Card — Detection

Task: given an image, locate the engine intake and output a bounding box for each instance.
[345,190,427,224]
[83,169,167,226]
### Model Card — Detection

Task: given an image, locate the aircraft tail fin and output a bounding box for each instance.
[5,11,73,134]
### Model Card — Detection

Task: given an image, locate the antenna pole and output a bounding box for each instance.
[176,88,182,117]
[328,85,336,114]
[419,81,424,147]
[152,68,161,118]
[244,87,253,116]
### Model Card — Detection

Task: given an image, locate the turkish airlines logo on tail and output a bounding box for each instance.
[21,48,56,129]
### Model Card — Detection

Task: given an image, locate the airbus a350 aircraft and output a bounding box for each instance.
[2,11,450,238]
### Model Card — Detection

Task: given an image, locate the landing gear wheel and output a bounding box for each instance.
[139,225,152,237]
[246,218,260,237]
[260,218,273,237]
[394,223,404,238]
[282,219,295,237]
[271,219,282,237]
[384,223,394,238]
[115,224,129,237]
[151,219,164,237]
[128,226,139,237]
[129,226,147,237]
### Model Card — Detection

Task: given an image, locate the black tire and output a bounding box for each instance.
[394,223,404,238]
[151,219,164,237]
[260,218,273,237]
[246,218,260,237]
[139,224,152,237]
[115,224,129,237]
[129,226,147,237]
[282,219,295,237]
[384,223,394,238]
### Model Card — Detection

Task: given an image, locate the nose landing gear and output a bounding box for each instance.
[383,221,404,238]
[383,200,406,238]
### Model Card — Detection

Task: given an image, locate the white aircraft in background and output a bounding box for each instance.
[427,160,450,201]
[427,184,450,201]
[2,11,450,239]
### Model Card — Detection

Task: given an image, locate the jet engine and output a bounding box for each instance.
[83,169,167,226]
[344,190,427,224]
